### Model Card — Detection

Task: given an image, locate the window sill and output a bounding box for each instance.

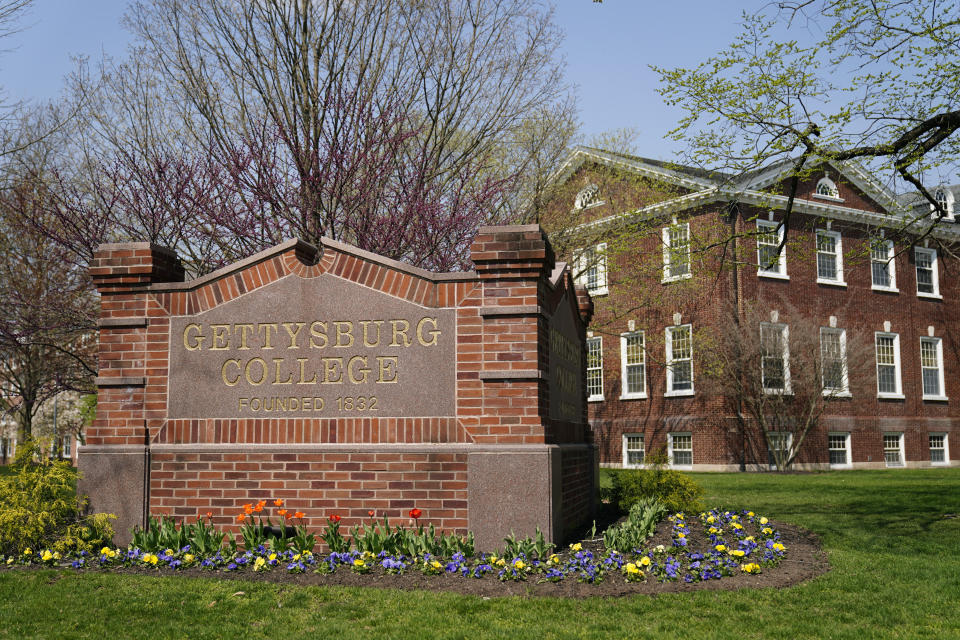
[757,271,789,281]
[824,390,852,398]
[669,465,693,471]
[816,278,847,287]
[662,273,693,284]
[917,292,943,300]
[922,395,949,402]
[877,392,905,400]
[812,193,845,203]
[587,288,609,297]
[665,389,695,398]
[619,393,648,401]
[763,389,793,396]
[829,463,852,470]
[871,285,899,293]
[587,395,604,403]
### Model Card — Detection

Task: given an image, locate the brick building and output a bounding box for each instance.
[541,146,958,471]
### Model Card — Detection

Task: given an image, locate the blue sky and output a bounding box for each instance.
[0,1,752,161]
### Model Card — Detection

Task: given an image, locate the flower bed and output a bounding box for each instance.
[0,498,819,598]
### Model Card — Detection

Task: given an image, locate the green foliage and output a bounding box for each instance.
[0,457,114,555]
[501,528,554,560]
[342,516,476,559]
[132,515,227,555]
[79,394,97,427]
[608,450,705,515]
[602,499,667,553]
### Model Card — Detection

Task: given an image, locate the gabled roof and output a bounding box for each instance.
[548,146,718,192]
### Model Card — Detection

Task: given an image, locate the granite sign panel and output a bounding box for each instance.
[168,274,456,418]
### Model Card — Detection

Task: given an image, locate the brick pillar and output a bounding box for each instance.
[79,243,184,542]
[467,225,566,547]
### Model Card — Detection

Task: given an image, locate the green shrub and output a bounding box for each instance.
[608,450,704,515]
[0,447,115,555]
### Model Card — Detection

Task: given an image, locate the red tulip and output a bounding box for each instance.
[409,508,422,520]
[329,514,341,523]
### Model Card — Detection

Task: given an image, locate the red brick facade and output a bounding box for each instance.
[79,226,597,548]
[543,148,959,471]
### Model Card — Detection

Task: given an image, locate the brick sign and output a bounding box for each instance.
[80,226,596,551]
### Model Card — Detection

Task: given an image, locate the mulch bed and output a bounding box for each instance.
[1,517,829,599]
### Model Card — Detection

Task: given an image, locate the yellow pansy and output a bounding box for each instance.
[570,543,582,552]
[253,557,266,571]
[625,563,639,574]
[41,550,53,562]
[353,558,365,567]
[760,517,768,525]
[639,556,651,567]
[773,543,786,552]
[184,554,195,563]
[715,545,726,552]
[513,559,525,570]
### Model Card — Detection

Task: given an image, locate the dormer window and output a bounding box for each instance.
[813,175,841,200]
[574,184,601,210]
[932,187,954,220]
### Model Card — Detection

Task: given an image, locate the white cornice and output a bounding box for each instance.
[547,146,716,194]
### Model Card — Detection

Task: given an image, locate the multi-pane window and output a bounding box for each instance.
[820,328,848,395]
[914,247,940,297]
[932,188,953,220]
[666,324,694,395]
[760,323,789,392]
[815,177,839,198]
[767,432,793,468]
[669,433,693,468]
[875,333,902,397]
[929,433,948,465]
[828,433,851,467]
[620,332,646,398]
[920,337,946,399]
[576,243,608,296]
[757,220,786,277]
[662,222,691,281]
[816,229,844,284]
[883,433,904,467]
[586,336,603,401]
[871,239,896,290]
[623,434,644,467]
[61,435,71,459]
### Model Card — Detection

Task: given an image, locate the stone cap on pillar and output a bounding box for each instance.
[470,225,555,280]
[90,242,185,293]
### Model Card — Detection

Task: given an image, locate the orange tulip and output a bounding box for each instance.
[254,503,263,513]
[206,511,213,519]
[273,499,284,507]
[243,503,253,515]
[277,509,288,517]
[284,512,292,520]
[294,511,305,519]
[236,513,246,523]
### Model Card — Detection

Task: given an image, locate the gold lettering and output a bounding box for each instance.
[273,358,293,385]
[309,321,328,348]
[302,397,312,411]
[289,397,299,411]
[234,323,256,350]
[258,323,279,349]
[390,319,412,347]
[360,320,383,347]
[221,359,242,386]
[297,358,318,384]
[210,324,231,350]
[250,398,261,410]
[377,356,399,383]
[321,357,343,384]
[183,324,205,351]
[334,321,355,347]
[282,322,305,349]
[313,397,325,410]
[244,357,267,385]
[239,397,248,411]
[277,397,288,411]
[416,317,440,346]
[348,356,370,384]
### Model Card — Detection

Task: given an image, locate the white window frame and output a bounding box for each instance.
[61,434,71,459]
[914,247,941,299]
[665,324,694,397]
[820,328,850,397]
[828,432,852,469]
[766,431,793,469]
[929,433,949,466]
[756,219,788,279]
[931,188,954,221]
[576,243,608,297]
[883,432,905,468]
[870,239,898,292]
[622,433,645,468]
[813,176,842,201]
[620,331,647,399]
[815,229,845,286]
[875,332,903,399]
[586,336,604,402]
[760,322,791,394]
[662,222,692,282]
[920,336,947,401]
[668,432,693,469]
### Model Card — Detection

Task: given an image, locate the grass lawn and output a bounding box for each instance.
[2,468,958,639]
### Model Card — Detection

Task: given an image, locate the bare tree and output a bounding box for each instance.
[702,303,872,471]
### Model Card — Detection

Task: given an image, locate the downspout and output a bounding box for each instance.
[728,202,748,472]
